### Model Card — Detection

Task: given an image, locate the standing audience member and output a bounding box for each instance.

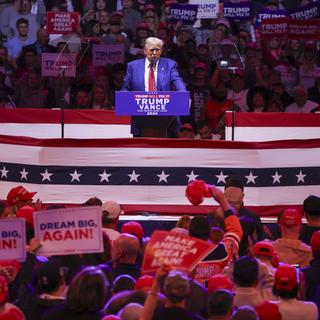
[207,289,234,320]
[272,264,318,320]
[272,209,312,268]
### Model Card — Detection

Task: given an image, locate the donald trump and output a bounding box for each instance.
[122,37,187,137]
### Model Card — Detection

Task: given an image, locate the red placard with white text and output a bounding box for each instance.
[287,18,320,40]
[0,219,26,262]
[34,206,103,256]
[46,12,80,34]
[142,230,215,274]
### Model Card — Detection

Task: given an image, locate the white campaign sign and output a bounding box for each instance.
[0,218,26,261]
[34,206,103,256]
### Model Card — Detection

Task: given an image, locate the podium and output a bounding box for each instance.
[115,91,190,138]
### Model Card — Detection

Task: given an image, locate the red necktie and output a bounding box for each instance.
[148,63,156,91]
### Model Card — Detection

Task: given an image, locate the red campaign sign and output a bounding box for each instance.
[142,230,215,274]
[46,12,80,34]
[287,18,320,40]
[260,17,289,39]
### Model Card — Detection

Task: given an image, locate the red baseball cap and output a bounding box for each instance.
[255,301,282,320]
[311,230,320,252]
[0,275,8,303]
[121,221,144,239]
[254,241,275,258]
[16,205,35,226]
[279,209,302,227]
[102,316,120,320]
[0,308,27,320]
[208,274,233,295]
[135,275,154,290]
[7,186,37,206]
[136,21,149,30]
[274,264,297,291]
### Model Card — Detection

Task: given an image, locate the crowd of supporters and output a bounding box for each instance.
[1,179,320,319]
[0,0,320,138]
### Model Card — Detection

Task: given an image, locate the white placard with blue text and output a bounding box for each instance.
[34,206,103,256]
[0,218,26,262]
[189,0,219,18]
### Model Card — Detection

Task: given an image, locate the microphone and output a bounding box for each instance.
[149,57,157,67]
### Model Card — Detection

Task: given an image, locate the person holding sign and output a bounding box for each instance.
[121,37,187,137]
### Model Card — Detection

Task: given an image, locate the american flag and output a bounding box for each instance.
[0,135,320,216]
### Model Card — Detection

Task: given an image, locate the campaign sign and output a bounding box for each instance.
[289,1,320,20]
[92,44,125,66]
[0,218,26,262]
[256,8,288,27]
[287,19,320,40]
[168,4,198,25]
[41,53,76,77]
[142,231,215,273]
[260,17,288,39]
[223,2,252,21]
[115,91,190,116]
[34,206,103,256]
[189,0,219,19]
[46,12,80,34]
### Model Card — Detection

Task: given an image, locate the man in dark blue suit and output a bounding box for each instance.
[122,37,187,137]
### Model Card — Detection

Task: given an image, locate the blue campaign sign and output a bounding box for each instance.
[115,91,190,116]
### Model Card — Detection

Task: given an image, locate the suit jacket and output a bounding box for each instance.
[122,57,186,92]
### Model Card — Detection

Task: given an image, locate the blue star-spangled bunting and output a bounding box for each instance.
[1,162,319,187]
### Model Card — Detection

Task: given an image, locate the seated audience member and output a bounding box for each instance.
[73,89,90,109]
[42,266,108,320]
[178,124,195,139]
[232,256,264,308]
[272,209,312,268]
[90,85,113,109]
[300,195,320,245]
[195,120,221,140]
[232,305,258,320]
[302,231,320,306]
[207,289,234,320]
[111,233,141,280]
[16,260,66,320]
[285,86,319,113]
[15,70,52,108]
[6,18,35,59]
[247,86,269,112]
[272,264,318,320]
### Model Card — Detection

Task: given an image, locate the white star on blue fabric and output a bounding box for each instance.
[157,170,170,183]
[0,166,9,178]
[20,168,29,180]
[128,170,140,183]
[40,169,53,182]
[245,171,258,184]
[186,171,199,183]
[70,170,82,182]
[272,171,282,184]
[216,171,228,184]
[296,170,306,183]
[99,170,111,182]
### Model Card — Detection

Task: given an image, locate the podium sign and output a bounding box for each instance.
[115,91,190,116]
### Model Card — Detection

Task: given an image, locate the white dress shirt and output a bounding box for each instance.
[144,58,159,91]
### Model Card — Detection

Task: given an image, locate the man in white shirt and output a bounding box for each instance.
[285,85,319,113]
